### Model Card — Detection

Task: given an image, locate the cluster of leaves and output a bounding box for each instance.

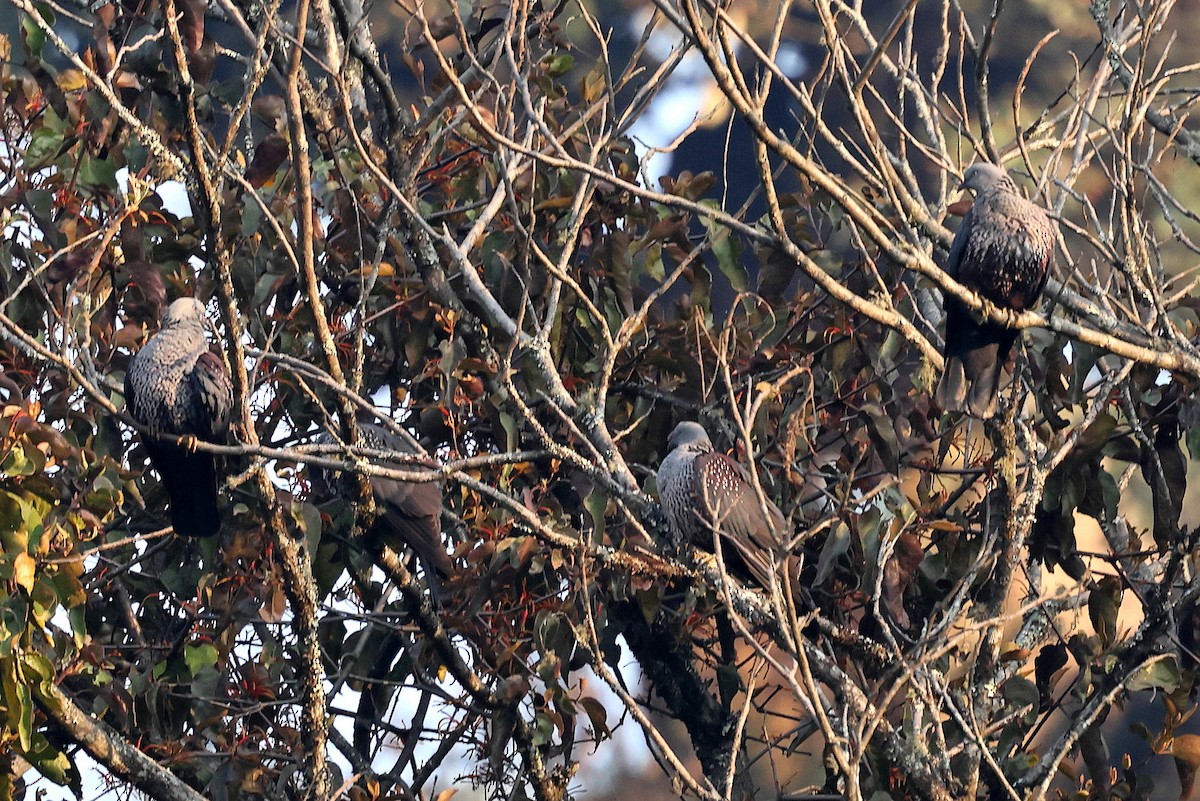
[0,404,100,796]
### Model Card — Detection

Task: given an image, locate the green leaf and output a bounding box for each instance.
[0,444,34,477]
[14,672,31,752]
[23,126,62,168]
[30,577,57,626]
[534,610,577,667]
[712,231,746,291]
[583,489,606,541]
[814,520,851,586]
[643,242,664,282]
[542,54,574,77]
[241,199,262,236]
[68,605,86,648]
[1128,657,1181,692]
[123,138,148,172]
[20,652,54,684]
[807,249,843,275]
[579,696,610,739]
[311,540,344,599]
[1000,675,1039,711]
[185,643,219,677]
[25,731,76,788]
[0,492,29,553]
[0,659,18,723]
[20,7,53,58]
[78,154,118,190]
[290,501,322,555]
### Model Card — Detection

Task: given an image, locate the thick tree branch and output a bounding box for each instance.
[38,684,208,801]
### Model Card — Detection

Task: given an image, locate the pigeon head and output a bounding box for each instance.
[161,297,208,330]
[667,421,714,453]
[960,163,1011,194]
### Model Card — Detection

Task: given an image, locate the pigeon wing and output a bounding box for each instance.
[693,451,786,592]
[188,350,233,441]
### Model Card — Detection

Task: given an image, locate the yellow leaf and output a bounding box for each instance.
[359,262,395,277]
[999,644,1031,663]
[13,553,35,593]
[56,69,88,92]
[258,584,287,623]
[534,195,574,211]
[1170,733,1200,765]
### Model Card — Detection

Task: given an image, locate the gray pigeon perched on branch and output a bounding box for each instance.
[657,422,788,592]
[314,423,453,594]
[125,297,233,537]
[316,423,453,761]
[935,163,1056,419]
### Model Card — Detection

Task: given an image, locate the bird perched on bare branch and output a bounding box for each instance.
[313,423,453,596]
[935,163,1056,419]
[125,297,233,537]
[657,421,788,593]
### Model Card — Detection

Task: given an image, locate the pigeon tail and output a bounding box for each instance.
[145,440,222,537]
[963,338,1009,420]
[934,355,967,414]
[936,300,1018,420]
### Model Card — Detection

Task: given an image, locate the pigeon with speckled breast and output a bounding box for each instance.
[935,163,1056,419]
[656,421,788,592]
[125,297,233,537]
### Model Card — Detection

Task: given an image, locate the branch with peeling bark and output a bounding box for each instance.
[37,683,208,801]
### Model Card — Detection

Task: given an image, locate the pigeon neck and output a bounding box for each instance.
[979,176,1018,197]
